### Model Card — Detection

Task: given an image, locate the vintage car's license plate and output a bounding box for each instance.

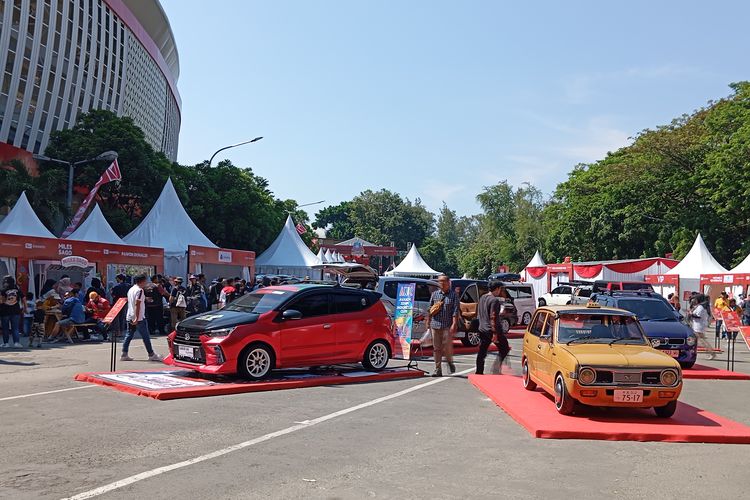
[663,349,681,358]
[613,390,643,403]
[178,345,195,358]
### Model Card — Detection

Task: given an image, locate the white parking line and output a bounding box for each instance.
[62,367,475,500]
[0,385,96,402]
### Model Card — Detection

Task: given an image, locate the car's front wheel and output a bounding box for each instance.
[522,312,531,325]
[538,298,547,307]
[363,340,390,371]
[554,374,576,415]
[654,400,678,418]
[238,343,275,380]
[499,318,511,334]
[679,360,696,369]
[462,330,481,347]
[522,357,536,390]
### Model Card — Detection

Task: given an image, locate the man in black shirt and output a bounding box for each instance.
[476,280,511,374]
[110,274,130,338]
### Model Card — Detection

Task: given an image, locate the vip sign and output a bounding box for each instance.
[218,251,233,263]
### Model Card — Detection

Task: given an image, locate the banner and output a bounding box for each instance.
[102,298,127,324]
[738,326,750,351]
[61,159,122,237]
[392,282,415,359]
[720,310,742,333]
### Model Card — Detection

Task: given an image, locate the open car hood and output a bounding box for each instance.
[313,263,379,287]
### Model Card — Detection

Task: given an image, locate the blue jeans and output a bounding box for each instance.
[1,314,20,344]
[23,317,33,336]
[122,320,154,356]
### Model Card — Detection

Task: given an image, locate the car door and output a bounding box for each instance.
[524,311,545,379]
[549,286,566,305]
[331,291,370,361]
[460,283,480,330]
[279,291,336,365]
[536,313,555,389]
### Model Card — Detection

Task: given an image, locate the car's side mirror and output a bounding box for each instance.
[281,309,303,321]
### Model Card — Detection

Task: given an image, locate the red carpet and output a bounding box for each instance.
[75,367,424,400]
[470,374,750,444]
[683,364,750,380]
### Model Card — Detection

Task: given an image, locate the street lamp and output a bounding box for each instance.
[33,150,118,211]
[207,136,263,167]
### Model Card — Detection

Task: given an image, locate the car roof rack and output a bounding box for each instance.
[603,289,656,297]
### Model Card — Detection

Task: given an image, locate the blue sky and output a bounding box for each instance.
[160,0,748,219]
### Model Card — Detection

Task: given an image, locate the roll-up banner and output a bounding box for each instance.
[393,282,415,360]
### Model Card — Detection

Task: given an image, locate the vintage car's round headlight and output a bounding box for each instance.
[660,369,678,386]
[686,335,696,346]
[650,338,661,348]
[578,367,596,385]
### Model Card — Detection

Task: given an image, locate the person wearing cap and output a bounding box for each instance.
[476,280,511,374]
[86,291,111,341]
[169,277,188,328]
[186,275,205,316]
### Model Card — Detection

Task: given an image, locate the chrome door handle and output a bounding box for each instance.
[323,324,332,329]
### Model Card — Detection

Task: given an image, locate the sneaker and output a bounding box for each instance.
[13,342,22,348]
[0,343,7,348]
[148,353,163,362]
[448,362,456,374]
[432,370,442,377]
[120,354,134,361]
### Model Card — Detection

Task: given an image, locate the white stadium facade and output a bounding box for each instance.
[0,0,180,164]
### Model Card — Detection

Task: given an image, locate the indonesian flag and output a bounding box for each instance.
[61,159,122,237]
[295,222,307,235]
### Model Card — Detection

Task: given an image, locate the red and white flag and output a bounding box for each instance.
[295,223,307,235]
[61,159,122,237]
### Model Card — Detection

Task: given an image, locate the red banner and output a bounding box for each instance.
[61,159,122,237]
[720,310,742,332]
[738,326,750,350]
[526,266,546,279]
[102,298,127,324]
[574,264,603,279]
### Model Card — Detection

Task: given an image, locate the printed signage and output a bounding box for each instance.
[393,282,415,359]
[738,326,750,350]
[98,371,210,390]
[218,250,233,263]
[60,255,90,268]
[720,310,742,332]
[102,298,128,324]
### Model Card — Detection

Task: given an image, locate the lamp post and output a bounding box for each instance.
[33,150,118,211]
[207,136,263,167]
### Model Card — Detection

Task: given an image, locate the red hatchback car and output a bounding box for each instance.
[164,284,394,380]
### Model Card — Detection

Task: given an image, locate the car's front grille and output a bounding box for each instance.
[175,327,203,346]
[642,372,661,385]
[594,370,613,383]
[592,369,666,386]
[648,337,685,346]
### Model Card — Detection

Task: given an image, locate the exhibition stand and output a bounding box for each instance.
[188,245,255,282]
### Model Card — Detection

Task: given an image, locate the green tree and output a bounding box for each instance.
[313,201,355,240]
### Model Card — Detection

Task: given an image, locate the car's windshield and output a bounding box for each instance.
[616,299,674,321]
[558,313,646,344]
[224,290,291,313]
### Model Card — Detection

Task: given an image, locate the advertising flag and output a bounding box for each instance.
[295,223,307,235]
[61,159,122,237]
[393,282,415,359]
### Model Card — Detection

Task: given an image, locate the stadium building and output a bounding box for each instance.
[0,0,181,166]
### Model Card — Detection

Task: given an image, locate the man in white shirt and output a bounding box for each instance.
[122,274,162,362]
[689,297,716,360]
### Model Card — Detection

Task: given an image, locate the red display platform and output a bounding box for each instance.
[470,374,750,444]
[75,367,424,400]
[683,364,750,380]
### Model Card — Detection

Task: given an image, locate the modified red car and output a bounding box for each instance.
[164,284,394,380]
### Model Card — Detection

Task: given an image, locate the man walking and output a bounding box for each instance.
[121,274,162,362]
[476,281,511,374]
[426,274,460,377]
[145,275,168,336]
[169,277,188,328]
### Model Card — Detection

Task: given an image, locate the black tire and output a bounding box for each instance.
[499,318,511,334]
[538,298,546,307]
[462,329,481,347]
[554,374,576,415]
[679,360,696,369]
[237,343,275,380]
[522,357,536,391]
[654,400,678,418]
[362,340,390,371]
[522,312,532,325]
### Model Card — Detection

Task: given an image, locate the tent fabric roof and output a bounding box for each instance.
[666,234,727,278]
[387,245,440,277]
[66,204,124,244]
[0,191,55,238]
[255,215,321,268]
[731,253,750,274]
[337,236,378,247]
[316,248,328,263]
[123,178,216,254]
[526,250,546,268]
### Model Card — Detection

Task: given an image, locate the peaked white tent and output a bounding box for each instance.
[523,250,548,299]
[124,178,216,277]
[324,249,334,263]
[255,215,321,277]
[65,204,124,244]
[730,254,750,274]
[0,191,54,238]
[316,248,328,264]
[385,245,440,278]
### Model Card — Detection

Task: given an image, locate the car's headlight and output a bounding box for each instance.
[660,369,678,386]
[686,335,696,346]
[205,327,235,338]
[578,367,596,385]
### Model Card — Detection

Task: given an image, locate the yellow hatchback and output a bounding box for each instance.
[522,304,682,417]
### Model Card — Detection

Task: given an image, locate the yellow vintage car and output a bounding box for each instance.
[522,304,682,417]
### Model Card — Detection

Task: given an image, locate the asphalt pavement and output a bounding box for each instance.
[1,335,750,500]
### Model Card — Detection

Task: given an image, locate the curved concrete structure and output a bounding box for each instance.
[0,0,181,161]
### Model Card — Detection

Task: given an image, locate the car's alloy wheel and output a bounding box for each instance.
[363,340,389,371]
[654,400,678,418]
[554,374,575,415]
[522,312,531,325]
[239,344,274,380]
[522,357,536,391]
[538,298,546,307]
[466,330,481,347]
[500,318,511,334]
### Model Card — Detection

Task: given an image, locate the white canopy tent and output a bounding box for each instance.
[124,178,216,277]
[324,249,334,264]
[316,248,328,263]
[660,234,728,304]
[522,250,548,299]
[255,215,322,277]
[0,191,55,238]
[65,204,124,244]
[385,245,440,278]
